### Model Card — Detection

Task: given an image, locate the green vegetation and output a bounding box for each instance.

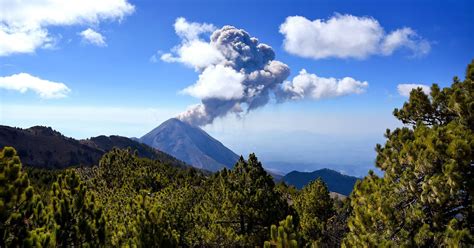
[1,60,473,247]
[345,60,474,246]
[294,179,334,246]
[264,215,299,248]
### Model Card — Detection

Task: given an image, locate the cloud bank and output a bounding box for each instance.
[0,73,71,99]
[0,0,134,56]
[279,14,430,59]
[397,83,431,97]
[79,28,107,47]
[162,18,368,126]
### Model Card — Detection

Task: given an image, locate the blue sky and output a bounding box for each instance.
[0,0,473,176]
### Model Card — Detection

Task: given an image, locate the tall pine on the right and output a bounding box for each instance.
[344,61,473,247]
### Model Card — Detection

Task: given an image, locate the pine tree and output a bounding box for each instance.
[191,154,289,246]
[153,183,204,246]
[132,192,179,247]
[50,170,106,247]
[294,179,334,246]
[325,197,352,247]
[229,154,288,237]
[187,168,243,247]
[0,147,55,247]
[264,215,299,248]
[344,60,474,246]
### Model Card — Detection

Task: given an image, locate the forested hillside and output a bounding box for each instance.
[1,61,473,247]
[0,126,187,169]
[0,126,103,168]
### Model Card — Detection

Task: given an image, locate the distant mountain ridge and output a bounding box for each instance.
[283,168,359,196]
[0,125,103,168]
[81,135,187,167]
[140,118,239,172]
[0,125,187,169]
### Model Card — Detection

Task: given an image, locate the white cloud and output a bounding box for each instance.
[160,53,175,63]
[181,64,245,100]
[0,28,51,56]
[397,83,431,97]
[279,14,430,59]
[160,18,222,70]
[0,73,71,99]
[0,0,134,56]
[279,69,368,100]
[161,40,224,69]
[381,28,431,56]
[174,17,216,41]
[79,28,106,46]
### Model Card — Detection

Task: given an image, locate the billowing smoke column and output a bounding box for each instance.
[162,18,368,126]
[172,25,290,126]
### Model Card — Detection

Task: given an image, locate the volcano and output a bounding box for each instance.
[140,118,239,171]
